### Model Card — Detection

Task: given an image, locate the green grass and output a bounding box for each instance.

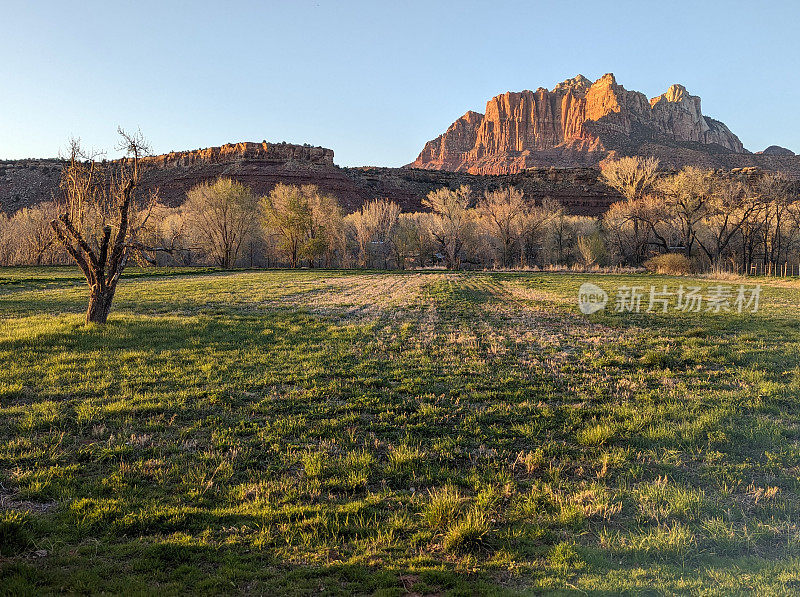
[1,267,800,594]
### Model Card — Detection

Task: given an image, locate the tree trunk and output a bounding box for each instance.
[86,288,115,324]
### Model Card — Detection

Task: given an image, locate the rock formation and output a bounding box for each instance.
[140,141,334,169]
[757,145,795,156]
[408,73,785,174]
[0,142,624,216]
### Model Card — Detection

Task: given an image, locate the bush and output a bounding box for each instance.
[644,253,693,275]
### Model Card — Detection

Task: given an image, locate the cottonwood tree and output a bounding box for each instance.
[602,200,638,265]
[135,205,194,266]
[576,229,605,267]
[476,187,526,268]
[392,212,437,268]
[347,198,401,268]
[12,202,59,265]
[601,156,660,202]
[423,185,473,269]
[51,130,156,324]
[184,177,259,268]
[262,183,309,268]
[756,172,794,270]
[516,197,561,267]
[0,213,12,265]
[696,177,761,269]
[261,184,345,268]
[601,156,659,264]
[303,186,345,267]
[390,213,423,269]
[657,167,713,258]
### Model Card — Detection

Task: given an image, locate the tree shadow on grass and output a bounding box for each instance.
[5,535,798,595]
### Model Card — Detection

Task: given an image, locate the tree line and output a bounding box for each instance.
[2,154,799,275]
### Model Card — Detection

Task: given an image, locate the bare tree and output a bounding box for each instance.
[657,167,713,258]
[51,129,155,324]
[347,198,401,268]
[696,177,762,270]
[423,185,473,270]
[476,187,526,268]
[516,197,560,267]
[602,200,638,265]
[134,205,194,266]
[601,156,659,264]
[601,156,660,202]
[756,172,794,270]
[11,202,59,264]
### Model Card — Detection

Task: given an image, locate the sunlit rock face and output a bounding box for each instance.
[409,73,747,174]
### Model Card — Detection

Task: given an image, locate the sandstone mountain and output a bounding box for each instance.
[409,73,799,175]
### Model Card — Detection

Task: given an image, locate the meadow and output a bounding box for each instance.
[1,267,799,595]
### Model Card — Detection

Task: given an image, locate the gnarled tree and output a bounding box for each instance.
[51,129,154,324]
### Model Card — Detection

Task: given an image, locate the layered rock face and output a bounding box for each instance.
[0,142,623,216]
[140,141,334,170]
[409,74,748,174]
[136,142,344,208]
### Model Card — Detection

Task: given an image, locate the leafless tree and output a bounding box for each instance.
[11,202,60,264]
[51,129,156,324]
[516,197,561,267]
[601,156,659,263]
[696,177,763,270]
[476,187,526,268]
[601,156,660,202]
[347,198,401,268]
[423,185,473,270]
[657,167,713,258]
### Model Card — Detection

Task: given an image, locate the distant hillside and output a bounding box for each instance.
[0,142,624,216]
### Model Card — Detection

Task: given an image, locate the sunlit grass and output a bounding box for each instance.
[0,267,799,593]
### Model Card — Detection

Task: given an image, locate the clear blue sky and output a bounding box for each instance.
[2,0,798,166]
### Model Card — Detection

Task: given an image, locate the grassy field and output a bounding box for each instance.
[1,267,800,595]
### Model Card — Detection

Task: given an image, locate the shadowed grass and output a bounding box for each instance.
[1,267,799,594]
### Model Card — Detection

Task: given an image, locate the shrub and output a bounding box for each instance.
[643,253,693,275]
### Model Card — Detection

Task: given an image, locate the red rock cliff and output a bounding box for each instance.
[409,73,746,174]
